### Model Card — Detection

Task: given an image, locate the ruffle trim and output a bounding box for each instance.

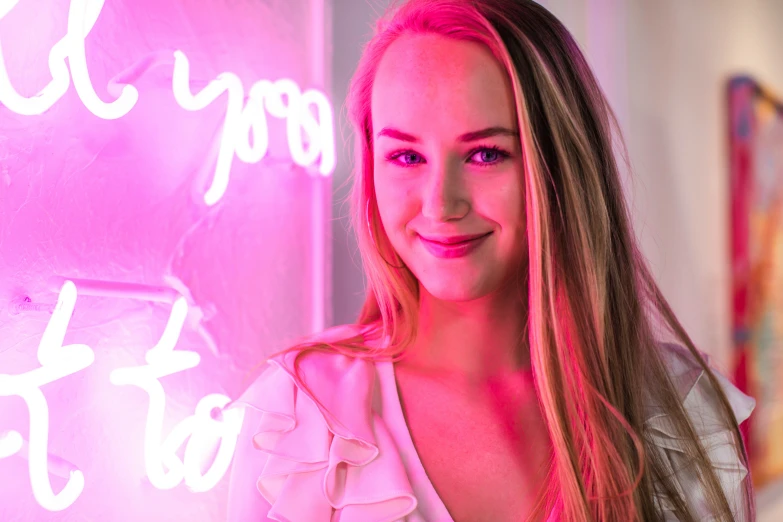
[644,343,756,521]
[230,326,417,522]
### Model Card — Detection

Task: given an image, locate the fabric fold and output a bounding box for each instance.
[644,343,756,521]
[229,335,418,522]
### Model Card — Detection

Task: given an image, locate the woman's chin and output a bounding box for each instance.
[420,279,491,303]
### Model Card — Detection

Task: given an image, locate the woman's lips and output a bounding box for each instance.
[418,232,492,259]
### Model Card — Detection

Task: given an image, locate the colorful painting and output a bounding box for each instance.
[728,76,783,487]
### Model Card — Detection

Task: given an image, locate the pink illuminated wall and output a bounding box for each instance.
[0,0,332,520]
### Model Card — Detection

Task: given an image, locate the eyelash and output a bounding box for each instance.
[385,145,510,169]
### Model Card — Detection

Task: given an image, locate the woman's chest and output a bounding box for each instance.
[412,426,550,522]
[395,370,553,522]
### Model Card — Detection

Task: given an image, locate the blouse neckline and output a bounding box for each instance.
[377,360,455,522]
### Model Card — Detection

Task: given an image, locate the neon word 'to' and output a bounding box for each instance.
[109,296,244,492]
[0,0,335,206]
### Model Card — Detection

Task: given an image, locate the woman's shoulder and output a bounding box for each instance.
[231,322,382,416]
[226,323,418,521]
[646,342,756,520]
[650,341,756,426]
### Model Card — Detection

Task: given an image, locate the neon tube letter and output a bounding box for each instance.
[0,0,335,206]
[0,280,95,511]
[172,51,335,206]
[110,297,243,491]
[0,0,137,118]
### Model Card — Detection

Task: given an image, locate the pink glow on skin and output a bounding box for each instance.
[372,33,527,308]
[0,0,336,207]
[372,31,534,430]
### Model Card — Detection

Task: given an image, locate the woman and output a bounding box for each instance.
[226,0,756,520]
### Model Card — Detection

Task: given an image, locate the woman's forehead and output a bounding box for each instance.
[371,33,517,137]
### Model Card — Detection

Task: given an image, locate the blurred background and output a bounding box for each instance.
[0,0,781,520]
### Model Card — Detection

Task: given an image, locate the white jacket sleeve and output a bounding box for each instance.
[646,343,756,521]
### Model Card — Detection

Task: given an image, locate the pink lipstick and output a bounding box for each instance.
[418,232,492,259]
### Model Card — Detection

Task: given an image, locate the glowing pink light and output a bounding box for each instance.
[171,50,335,206]
[0,430,23,458]
[46,276,183,304]
[0,280,245,512]
[0,0,138,118]
[109,297,244,492]
[181,394,243,492]
[0,0,336,206]
[0,280,94,512]
[0,1,19,22]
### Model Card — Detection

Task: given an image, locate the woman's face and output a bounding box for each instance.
[371,33,527,302]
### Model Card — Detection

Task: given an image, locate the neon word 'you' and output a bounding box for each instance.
[0,0,335,206]
[0,281,245,512]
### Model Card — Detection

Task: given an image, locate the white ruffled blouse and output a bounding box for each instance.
[225,331,756,522]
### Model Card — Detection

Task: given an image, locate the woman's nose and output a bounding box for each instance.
[420,158,469,222]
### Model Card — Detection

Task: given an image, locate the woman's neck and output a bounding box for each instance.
[401,284,530,384]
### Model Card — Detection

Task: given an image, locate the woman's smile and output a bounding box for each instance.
[418,232,493,259]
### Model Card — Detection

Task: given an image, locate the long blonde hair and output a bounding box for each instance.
[263,1,755,520]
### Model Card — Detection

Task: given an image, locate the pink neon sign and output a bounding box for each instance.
[0,0,329,514]
[0,0,336,206]
[0,281,245,512]
[0,281,93,512]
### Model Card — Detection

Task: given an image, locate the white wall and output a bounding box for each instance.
[330,0,391,326]
[538,0,783,374]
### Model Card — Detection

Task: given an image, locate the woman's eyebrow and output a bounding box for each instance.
[458,126,520,142]
[376,126,519,143]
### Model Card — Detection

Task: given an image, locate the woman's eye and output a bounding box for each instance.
[400,151,423,165]
[469,147,508,166]
[387,151,425,168]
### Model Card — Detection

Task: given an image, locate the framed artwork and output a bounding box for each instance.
[728,76,783,487]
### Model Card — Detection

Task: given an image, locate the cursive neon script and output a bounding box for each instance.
[0,0,335,206]
[109,296,244,493]
[0,280,93,512]
[0,281,244,512]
